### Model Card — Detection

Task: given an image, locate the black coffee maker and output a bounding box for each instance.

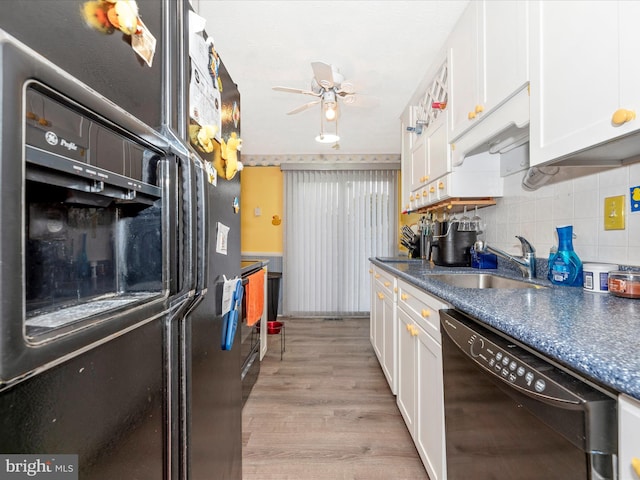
[431,221,477,267]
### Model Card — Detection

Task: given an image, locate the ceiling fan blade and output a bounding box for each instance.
[336,81,356,95]
[287,99,321,115]
[340,93,379,108]
[311,62,335,89]
[273,86,320,96]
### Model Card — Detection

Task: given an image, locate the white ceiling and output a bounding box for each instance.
[196,0,469,157]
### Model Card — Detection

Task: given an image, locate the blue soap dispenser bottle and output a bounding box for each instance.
[548,225,583,286]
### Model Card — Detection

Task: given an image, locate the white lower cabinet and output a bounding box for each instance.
[397,279,448,480]
[397,306,417,434]
[619,394,640,480]
[416,321,445,480]
[369,264,397,395]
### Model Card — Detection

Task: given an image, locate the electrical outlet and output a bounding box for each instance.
[604,195,625,230]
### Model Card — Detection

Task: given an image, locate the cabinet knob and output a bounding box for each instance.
[384,281,391,287]
[369,269,373,274]
[377,292,384,300]
[438,181,445,189]
[422,191,428,197]
[394,287,398,293]
[468,111,476,120]
[406,324,412,333]
[632,457,640,476]
[430,186,435,193]
[475,104,484,114]
[612,108,636,126]
[421,309,431,318]
[375,274,380,279]
[401,293,409,301]
[411,325,419,337]
[410,194,415,201]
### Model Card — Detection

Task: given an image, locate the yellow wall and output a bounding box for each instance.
[240,166,283,253]
[241,168,413,255]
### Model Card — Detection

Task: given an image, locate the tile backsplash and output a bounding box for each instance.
[480,161,640,267]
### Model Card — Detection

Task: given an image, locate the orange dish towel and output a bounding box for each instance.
[245,269,265,327]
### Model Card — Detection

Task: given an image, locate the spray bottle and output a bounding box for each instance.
[548,225,583,286]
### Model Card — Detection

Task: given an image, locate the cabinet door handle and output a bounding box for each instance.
[438,181,445,189]
[429,186,435,193]
[377,292,384,300]
[422,191,428,197]
[475,104,484,114]
[421,309,431,318]
[401,293,409,301]
[632,457,640,476]
[375,274,380,279]
[384,281,391,287]
[468,111,476,120]
[612,108,636,126]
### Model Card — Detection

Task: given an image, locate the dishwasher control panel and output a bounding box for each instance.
[442,312,582,404]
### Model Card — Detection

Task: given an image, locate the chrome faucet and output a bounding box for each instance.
[474,236,537,279]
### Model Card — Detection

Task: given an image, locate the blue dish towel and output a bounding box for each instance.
[222,279,244,350]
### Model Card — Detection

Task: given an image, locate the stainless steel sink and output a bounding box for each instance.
[428,273,546,290]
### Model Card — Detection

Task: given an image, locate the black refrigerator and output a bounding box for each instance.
[179,13,244,479]
[0,1,243,479]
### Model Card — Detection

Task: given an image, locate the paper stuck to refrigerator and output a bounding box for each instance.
[216,222,229,254]
[221,277,241,316]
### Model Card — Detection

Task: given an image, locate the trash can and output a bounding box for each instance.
[267,272,281,321]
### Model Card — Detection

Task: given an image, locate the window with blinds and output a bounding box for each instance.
[282,167,398,316]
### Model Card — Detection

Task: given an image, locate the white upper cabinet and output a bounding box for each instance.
[449,0,529,144]
[530,1,640,167]
[483,1,529,115]
[448,1,482,141]
[400,107,414,213]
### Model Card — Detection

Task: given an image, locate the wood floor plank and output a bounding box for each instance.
[242,317,429,480]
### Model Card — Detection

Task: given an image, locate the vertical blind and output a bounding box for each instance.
[282,168,398,316]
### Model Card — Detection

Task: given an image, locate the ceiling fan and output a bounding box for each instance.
[272,62,362,121]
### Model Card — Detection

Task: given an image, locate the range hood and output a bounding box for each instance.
[451,83,640,190]
[451,85,529,167]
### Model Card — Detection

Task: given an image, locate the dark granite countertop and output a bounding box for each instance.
[371,257,640,400]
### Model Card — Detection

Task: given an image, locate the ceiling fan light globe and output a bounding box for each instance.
[324,107,337,121]
[315,133,340,143]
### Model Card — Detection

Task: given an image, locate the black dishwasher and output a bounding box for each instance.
[440,309,617,480]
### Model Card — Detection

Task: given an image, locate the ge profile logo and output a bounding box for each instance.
[44,131,58,146]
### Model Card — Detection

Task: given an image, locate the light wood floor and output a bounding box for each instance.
[242,317,430,480]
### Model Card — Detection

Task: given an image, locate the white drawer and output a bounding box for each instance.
[374,267,397,299]
[398,279,447,339]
